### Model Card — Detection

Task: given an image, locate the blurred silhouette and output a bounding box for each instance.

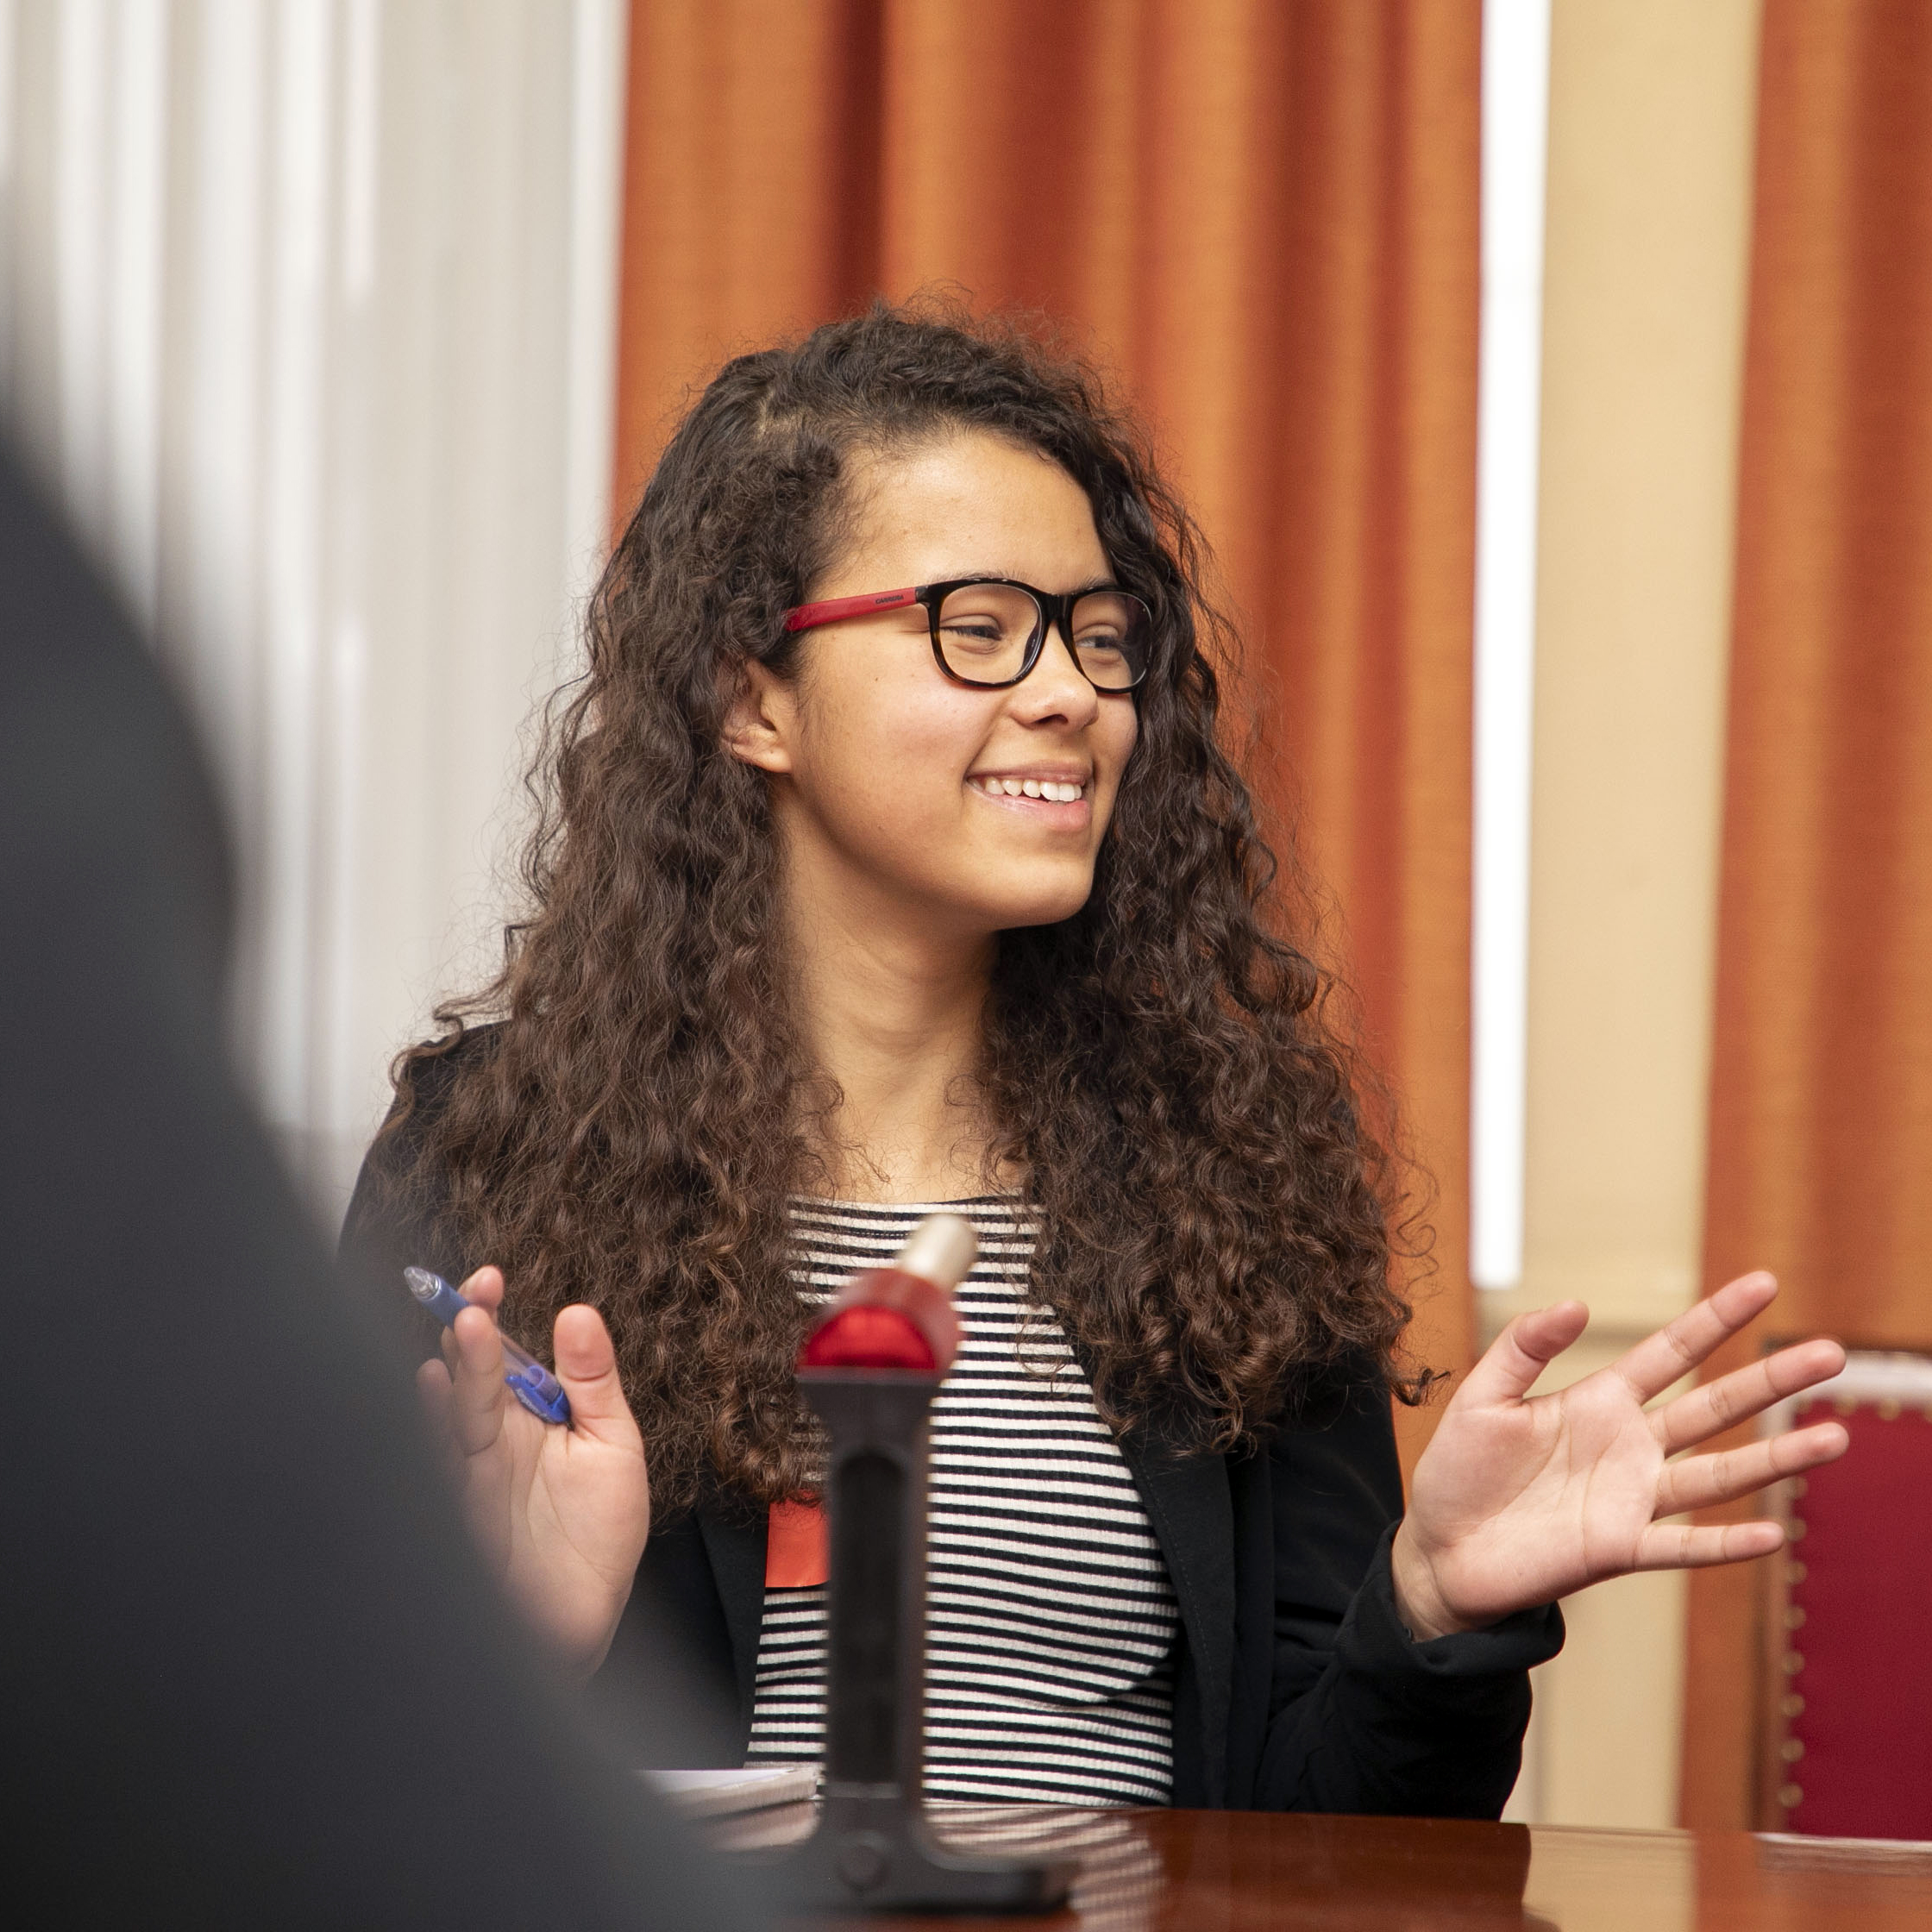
[0,448,759,1929]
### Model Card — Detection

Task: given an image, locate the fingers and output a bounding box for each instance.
[448,1302,511,1455]
[459,1264,506,1314]
[437,1267,507,1381]
[1653,1420,1849,1515]
[1611,1271,1778,1406]
[1652,1335,1847,1454]
[1456,1301,1591,1407]
[552,1305,645,1455]
[1634,1518,1787,1571]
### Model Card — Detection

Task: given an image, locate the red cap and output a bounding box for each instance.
[797,1214,976,1376]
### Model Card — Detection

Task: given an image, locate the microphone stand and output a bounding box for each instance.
[771,1360,1075,1912]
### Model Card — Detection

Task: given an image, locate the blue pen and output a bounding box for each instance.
[405,1265,574,1427]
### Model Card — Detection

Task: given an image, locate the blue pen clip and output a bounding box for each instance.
[405,1266,574,1428]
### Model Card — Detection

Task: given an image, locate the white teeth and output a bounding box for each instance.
[972,776,1086,800]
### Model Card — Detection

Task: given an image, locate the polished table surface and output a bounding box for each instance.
[708,1802,1932,1928]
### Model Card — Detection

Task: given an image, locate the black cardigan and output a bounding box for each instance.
[342,1051,1563,1816]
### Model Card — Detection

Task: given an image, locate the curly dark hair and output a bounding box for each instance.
[375,299,1428,1517]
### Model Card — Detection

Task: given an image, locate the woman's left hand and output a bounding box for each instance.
[1389,1271,1849,1640]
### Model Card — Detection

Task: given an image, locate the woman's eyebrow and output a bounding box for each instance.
[940,571,1118,594]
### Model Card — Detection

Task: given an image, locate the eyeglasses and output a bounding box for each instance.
[781,578,1151,692]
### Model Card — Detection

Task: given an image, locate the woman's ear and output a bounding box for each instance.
[721,656,797,774]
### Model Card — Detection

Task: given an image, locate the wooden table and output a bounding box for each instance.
[709,1802,1932,1928]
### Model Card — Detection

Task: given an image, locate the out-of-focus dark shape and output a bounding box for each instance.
[0,448,759,1929]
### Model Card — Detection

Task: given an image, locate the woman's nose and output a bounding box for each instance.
[1017,623,1101,724]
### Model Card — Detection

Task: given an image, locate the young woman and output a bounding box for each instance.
[345,305,1847,1813]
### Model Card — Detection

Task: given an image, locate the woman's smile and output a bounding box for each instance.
[966,765,1091,816]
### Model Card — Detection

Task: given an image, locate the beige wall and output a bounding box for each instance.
[1487,0,1762,1828]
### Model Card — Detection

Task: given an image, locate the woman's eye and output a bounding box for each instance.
[941,620,1010,649]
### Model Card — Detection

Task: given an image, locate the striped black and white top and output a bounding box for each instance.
[743,1197,1180,1806]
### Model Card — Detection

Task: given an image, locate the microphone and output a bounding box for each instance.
[769,1213,1076,1912]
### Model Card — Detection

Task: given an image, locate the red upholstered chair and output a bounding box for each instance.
[1760,1353,1932,1839]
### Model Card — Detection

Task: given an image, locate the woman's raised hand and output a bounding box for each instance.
[416,1267,650,1677]
[1389,1272,1849,1640]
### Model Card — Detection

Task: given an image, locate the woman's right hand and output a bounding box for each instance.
[416,1267,649,1678]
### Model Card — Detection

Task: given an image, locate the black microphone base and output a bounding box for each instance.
[770,1786,1076,1913]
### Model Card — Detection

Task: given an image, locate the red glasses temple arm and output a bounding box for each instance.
[782,586,920,632]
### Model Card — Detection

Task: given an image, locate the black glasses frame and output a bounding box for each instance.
[782,576,1152,692]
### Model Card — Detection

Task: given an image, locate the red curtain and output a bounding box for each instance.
[615,0,1484,1465]
[1681,0,1932,1828]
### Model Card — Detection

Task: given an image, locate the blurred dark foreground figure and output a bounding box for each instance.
[0,449,762,1929]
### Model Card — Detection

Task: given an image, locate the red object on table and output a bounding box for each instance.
[1780,1395,1932,1839]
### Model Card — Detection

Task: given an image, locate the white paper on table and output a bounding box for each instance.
[639,1765,819,1818]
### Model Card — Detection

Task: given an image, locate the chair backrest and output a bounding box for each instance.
[1759,1352,1932,1838]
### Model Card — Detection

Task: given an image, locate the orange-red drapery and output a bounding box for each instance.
[1680,0,1932,1829]
[614,1,1484,1464]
